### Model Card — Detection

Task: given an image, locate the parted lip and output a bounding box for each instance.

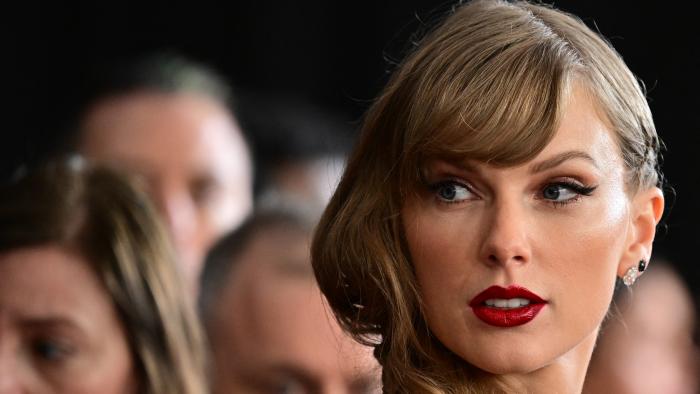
[468,285,546,307]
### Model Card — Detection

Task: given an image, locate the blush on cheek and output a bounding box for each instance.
[556,182,629,268]
[554,208,626,336]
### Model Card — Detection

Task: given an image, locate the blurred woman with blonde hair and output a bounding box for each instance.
[0,158,208,393]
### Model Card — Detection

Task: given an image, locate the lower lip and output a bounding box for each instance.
[471,304,546,327]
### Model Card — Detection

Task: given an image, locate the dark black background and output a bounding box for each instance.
[5,1,699,299]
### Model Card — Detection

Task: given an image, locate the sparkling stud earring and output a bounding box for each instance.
[623,259,647,287]
[623,265,639,286]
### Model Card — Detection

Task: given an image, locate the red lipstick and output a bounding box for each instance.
[469,285,547,327]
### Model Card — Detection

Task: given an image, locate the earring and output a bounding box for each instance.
[623,265,639,286]
[638,259,647,272]
[623,260,647,287]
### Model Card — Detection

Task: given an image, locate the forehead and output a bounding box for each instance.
[0,246,114,328]
[214,228,377,382]
[80,92,250,180]
[535,84,621,168]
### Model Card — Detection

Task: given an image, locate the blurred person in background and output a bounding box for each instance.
[74,53,253,295]
[583,261,700,394]
[0,158,208,393]
[238,94,353,219]
[199,211,381,394]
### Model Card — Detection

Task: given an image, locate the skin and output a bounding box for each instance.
[402,84,664,392]
[271,157,344,206]
[583,264,700,394]
[208,225,381,394]
[80,92,253,294]
[261,156,345,218]
[0,245,136,393]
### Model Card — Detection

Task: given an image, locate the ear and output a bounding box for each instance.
[617,187,665,277]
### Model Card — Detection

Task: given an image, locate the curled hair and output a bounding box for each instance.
[311,1,662,392]
[0,158,208,394]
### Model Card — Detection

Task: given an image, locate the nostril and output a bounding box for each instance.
[486,253,527,266]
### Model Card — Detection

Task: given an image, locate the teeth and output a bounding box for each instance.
[483,298,530,308]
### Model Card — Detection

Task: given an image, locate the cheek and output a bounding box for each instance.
[565,191,627,263]
[50,333,135,393]
[109,332,136,392]
[543,191,630,322]
[402,203,480,314]
[209,191,249,233]
[84,326,136,393]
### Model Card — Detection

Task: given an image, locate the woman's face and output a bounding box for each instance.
[402,84,660,376]
[0,245,136,393]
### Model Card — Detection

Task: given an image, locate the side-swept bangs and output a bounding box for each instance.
[389,2,582,195]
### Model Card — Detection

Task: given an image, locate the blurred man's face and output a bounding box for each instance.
[80,92,253,294]
[207,225,381,394]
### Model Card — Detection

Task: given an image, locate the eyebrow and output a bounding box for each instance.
[423,160,478,178]
[245,364,319,391]
[20,316,84,335]
[529,150,598,173]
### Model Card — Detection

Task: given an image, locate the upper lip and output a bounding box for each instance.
[468,285,546,307]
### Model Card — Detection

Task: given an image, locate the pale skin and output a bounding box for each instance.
[402,84,664,393]
[0,246,136,393]
[80,92,253,295]
[208,226,381,394]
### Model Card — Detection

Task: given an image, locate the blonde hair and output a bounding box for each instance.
[0,159,208,394]
[311,1,661,392]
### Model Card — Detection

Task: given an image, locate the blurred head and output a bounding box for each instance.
[77,54,253,294]
[200,212,381,394]
[584,263,700,394]
[0,159,208,394]
[312,0,663,391]
[238,94,352,219]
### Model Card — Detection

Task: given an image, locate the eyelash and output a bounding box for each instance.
[541,181,597,207]
[428,179,474,205]
[427,179,597,206]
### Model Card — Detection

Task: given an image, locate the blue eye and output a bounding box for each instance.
[541,182,596,204]
[33,339,71,362]
[432,181,474,203]
[542,185,575,201]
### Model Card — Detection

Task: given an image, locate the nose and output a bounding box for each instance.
[0,365,22,394]
[155,187,208,290]
[152,185,197,246]
[479,197,532,268]
[0,331,22,394]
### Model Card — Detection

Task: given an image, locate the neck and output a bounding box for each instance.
[496,327,599,394]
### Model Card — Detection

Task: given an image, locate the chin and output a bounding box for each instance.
[473,358,542,375]
[457,345,549,376]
